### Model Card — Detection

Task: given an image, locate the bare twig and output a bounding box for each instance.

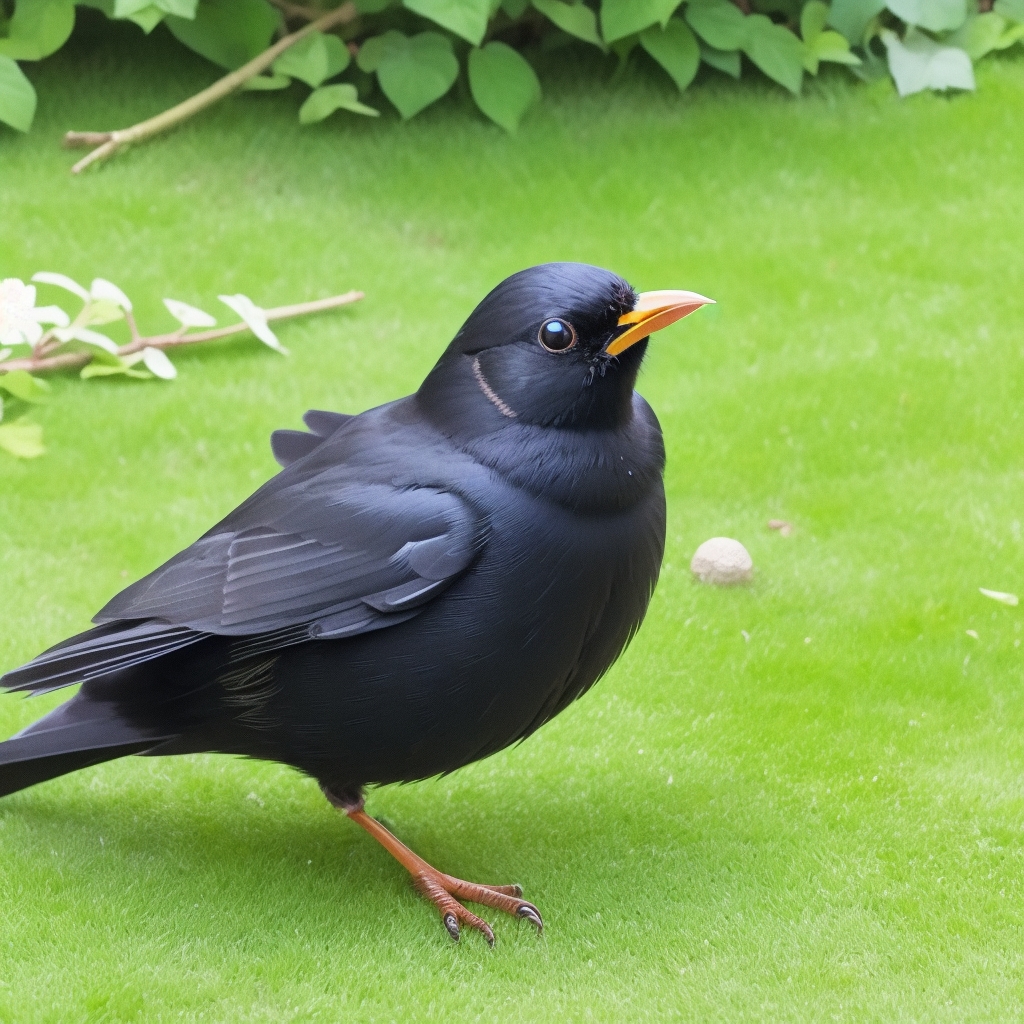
[64,3,357,173]
[0,291,363,375]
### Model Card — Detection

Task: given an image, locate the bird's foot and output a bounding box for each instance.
[411,867,542,946]
[323,785,543,946]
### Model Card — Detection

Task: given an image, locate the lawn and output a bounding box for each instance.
[2,16,1023,1021]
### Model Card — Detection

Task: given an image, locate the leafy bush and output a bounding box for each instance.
[1,0,1022,141]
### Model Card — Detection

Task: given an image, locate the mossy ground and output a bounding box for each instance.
[2,18,1023,1022]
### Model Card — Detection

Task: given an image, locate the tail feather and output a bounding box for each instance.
[1,620,205,695]
[0,693,176,799]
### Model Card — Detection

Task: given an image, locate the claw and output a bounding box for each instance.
[516,903,544,932]
[444,913,460,942]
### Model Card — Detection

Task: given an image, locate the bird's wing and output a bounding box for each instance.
[94,469,486,640]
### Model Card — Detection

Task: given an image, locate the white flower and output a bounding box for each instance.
[0,278,69,347]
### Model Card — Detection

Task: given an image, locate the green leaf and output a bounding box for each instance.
[600,0,681,44]
[501,0,530,16]
[166,0,278,70]
[994,0,1024,23]
[114,0,195,14]
[0,419,44,458]
[82,299,125,326]
[639,18,699,92]
[699,41,741,76]
[468,41,540,131]
[826,0,885,43]
[0,0,75,61]
[127,5,166,32]
[947,12,1007,59]
[0,370,50,403]
[241,71,292,90]
[273,31,350,88]
[882,27,975,95]
[684,0,747,51]
[355,32,390,72]
[995,20,1024,46]
[800,0,829,41]
[886,0,967,33]
[404,0,491,45]
[299,82,380,123]
[74,342,124,366]
[155,0,198,14]
[801,3,860,73]
[81,360,128,378]
[743,13,803,93]
[113,0,155,14]
[79,350,152,378]
[805,29,861,72]
[0,54,36,132]
[532,0,604,48]
[358,30,458,119]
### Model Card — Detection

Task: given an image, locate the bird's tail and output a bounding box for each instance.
[0,689,175,799]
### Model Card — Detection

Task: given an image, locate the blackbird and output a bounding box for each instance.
[0,263,711,944]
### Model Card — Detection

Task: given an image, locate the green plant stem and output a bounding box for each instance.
[0,291,363,375]
[62,2,358,173]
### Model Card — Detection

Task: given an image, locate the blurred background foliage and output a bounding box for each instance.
[1,0,1023,138]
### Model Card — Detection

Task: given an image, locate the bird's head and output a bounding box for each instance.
[417,263,712,434]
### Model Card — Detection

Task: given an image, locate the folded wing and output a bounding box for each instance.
[3,467,485,694]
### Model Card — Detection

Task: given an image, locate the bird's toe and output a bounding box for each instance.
[515,902,544,932]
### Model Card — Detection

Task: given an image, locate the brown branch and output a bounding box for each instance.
[0,291,363,376]
[64,2,357,173]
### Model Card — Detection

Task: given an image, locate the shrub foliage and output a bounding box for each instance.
[1,1,1022,135]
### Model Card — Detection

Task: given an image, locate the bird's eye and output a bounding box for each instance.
[538,318,577,353]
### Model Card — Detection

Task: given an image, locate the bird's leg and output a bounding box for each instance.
[322,784,543,946]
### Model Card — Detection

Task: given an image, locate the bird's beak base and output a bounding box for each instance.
[606,290,715,357]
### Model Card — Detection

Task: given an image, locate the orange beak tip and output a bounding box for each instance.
[606,289,715,357]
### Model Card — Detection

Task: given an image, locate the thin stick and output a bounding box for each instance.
[64,2,357,173]
[0,291,362,376]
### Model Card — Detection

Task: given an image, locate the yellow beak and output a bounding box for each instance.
[605,289,715,357]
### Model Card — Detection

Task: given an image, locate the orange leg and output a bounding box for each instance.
[323,785,543,945]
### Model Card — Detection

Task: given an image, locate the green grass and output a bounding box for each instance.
[2,18,1024,1021]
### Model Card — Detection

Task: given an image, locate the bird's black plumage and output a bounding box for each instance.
[0,262,683,940]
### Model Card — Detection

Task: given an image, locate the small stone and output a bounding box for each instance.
[690,537,753,585]
[768,519,792,537]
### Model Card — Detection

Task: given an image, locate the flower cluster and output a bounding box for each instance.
[0,278,69,350]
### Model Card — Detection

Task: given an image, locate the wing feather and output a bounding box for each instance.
[94,475,485,640]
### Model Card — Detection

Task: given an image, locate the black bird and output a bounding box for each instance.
[0,263,711,944]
